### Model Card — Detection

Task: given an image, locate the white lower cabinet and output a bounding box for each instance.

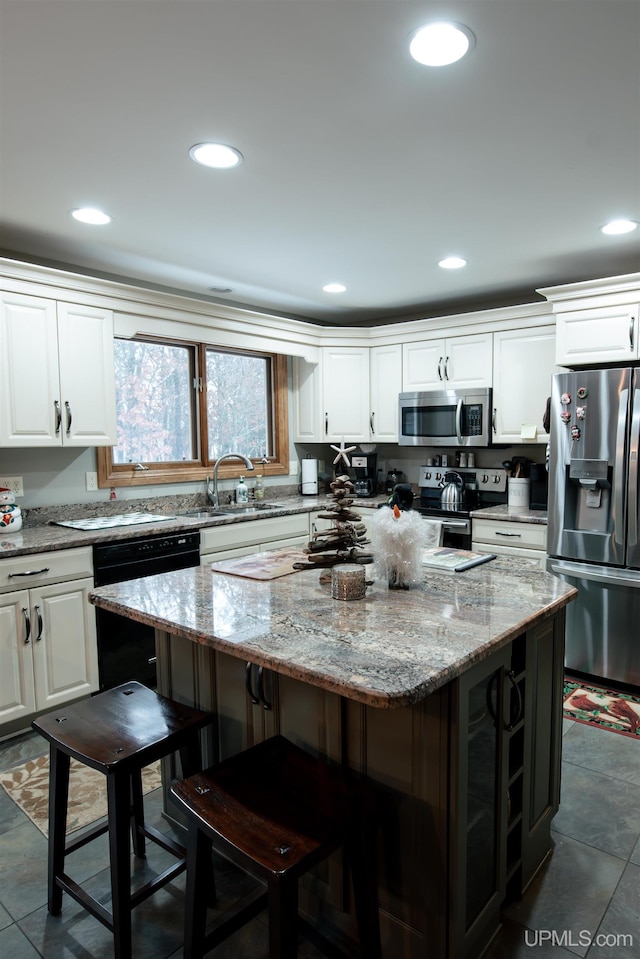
[472,518,547,569]
[200,513,309,564]
[0,547,99,728]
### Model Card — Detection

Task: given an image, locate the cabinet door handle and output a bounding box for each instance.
[437,357,444,381]
[324,412,328,435]
[65,401,72,436]
[9,568,50,578]
[34,604,43,641]
[54,400,62,435]
[370,412,375,434]
[505,670,523,730]
[22,607,31,644]
[630,315,635,353]
[245,661,259,704]
[492,408,497,434]
[444,356,451,380]
[485,672,498,724]
[495,531,522,538]
[256,666,272,711]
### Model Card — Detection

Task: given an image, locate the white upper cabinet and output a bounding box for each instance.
[492,327,557,445]
[0,292,117,447]
[322,347,371,442]
[555,304,640,366]
[402,333,492,391]
[292,356,323,443]
[369,343,402,442]
[293,344,402,444]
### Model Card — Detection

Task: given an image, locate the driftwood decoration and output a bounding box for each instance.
[296,474,374,574]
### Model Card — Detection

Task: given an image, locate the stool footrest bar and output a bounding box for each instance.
[140,822,186,860]
[201,891,269,953]
[64,820,109,855]
[130,860,187,908]
[56,873,113,930]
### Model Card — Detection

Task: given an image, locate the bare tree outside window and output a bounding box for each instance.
[112,339,196,464]
[206,349,272,460]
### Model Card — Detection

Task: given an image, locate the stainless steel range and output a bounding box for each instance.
[416,466,508,549]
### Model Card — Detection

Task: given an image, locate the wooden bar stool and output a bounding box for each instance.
[32,681,213,959]
[171,734,381,959]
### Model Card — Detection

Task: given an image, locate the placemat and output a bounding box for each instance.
[53,512,175,530]
[209,547,308,580]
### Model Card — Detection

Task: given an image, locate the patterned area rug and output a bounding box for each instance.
[563,678,640,738]
[0,754,162,837]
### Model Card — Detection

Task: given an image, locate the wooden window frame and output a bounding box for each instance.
[97,347,289,489]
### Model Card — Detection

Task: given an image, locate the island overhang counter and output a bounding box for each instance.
[89,557,576,959]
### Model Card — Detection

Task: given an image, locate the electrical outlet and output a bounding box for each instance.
[318,460,325,473]
[0,476,24,497]
[85,471,99,492]
[289,461,299,475]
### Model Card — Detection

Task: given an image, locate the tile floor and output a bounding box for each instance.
[0,717,639,958]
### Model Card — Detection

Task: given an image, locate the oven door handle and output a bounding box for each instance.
[441,520,469,529]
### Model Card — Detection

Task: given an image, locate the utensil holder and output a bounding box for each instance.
[508,478,530,509]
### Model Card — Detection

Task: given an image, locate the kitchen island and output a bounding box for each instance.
[90,556,576,959]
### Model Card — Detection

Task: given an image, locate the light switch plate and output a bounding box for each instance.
[289,461,299,475]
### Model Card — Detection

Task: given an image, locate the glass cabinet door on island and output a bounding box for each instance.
[449,617,563,959]
[451,648,512,959]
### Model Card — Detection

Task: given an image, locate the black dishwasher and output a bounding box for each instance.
[93,529,200,690]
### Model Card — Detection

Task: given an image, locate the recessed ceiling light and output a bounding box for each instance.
[438,256,467,270]
[323,283,347,294]
[189,143,243,169]
[601,218,639,235]
[71,207,111,225]
[409,22,475,66]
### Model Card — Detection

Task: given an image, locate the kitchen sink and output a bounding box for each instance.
[183,504,279,517]
[222,503,280,515]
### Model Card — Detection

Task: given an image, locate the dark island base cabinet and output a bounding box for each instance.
[155,608,565,959]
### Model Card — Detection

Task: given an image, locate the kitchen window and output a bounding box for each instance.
[97,336,289,487]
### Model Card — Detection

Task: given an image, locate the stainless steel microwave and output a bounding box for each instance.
[398,388,493,447]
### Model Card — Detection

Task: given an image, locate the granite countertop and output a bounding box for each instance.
[0,495,388,559]
[470,504,548,525]
[89,556,575,709]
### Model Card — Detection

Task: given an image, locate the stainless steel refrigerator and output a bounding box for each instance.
[547,367,640,686]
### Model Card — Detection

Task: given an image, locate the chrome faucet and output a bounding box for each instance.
[207,452,254,507]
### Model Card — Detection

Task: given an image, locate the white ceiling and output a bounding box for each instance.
[1,0,639,327]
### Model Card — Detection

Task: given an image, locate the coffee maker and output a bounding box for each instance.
[529,462,549,510]
[352,452,378,498]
